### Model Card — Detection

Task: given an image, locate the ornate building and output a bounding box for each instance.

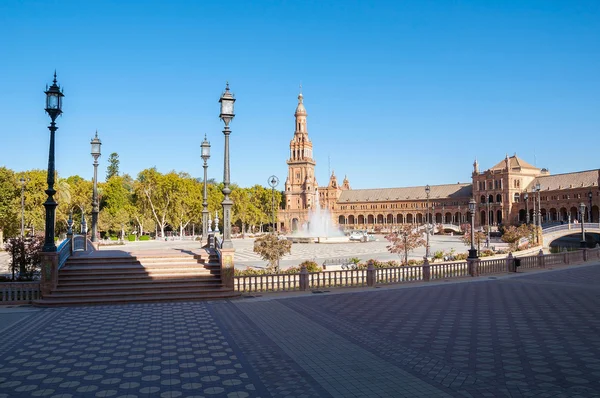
[278,92,600,233]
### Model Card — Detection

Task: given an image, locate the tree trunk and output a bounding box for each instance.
[160,226,165,238]
[0,228,3,245]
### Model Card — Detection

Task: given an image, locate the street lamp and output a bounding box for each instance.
[468,198,478,259]
[580,202,586,248]
[20,177,26,237]
[90,131,101,243]
[219,83,235,249]
[42,72,64,252]
[268,176,279,234]
[535,182,541,228]
[588,191,593,223]
[424,184,431,259]
[486,196,490,247]
[201,135,211,245]
[524,191,529,224]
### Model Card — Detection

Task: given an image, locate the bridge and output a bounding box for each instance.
[542,223,600,248]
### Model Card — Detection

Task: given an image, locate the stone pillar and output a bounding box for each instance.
[299,265,308,291]
[367,261,376,287]
[506,252,514,272]
[40,252,59,297]
[219,248,235,290]
[538,249,545,268]
[582,248,588,262]
[467,258,479,277]
[564,251,569,265]
[422,258,431,282]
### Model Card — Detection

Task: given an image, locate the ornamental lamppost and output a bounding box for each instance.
[90,132,101,243]
[424,184,431,259]
[468,198,478,259]
[268,176,279,234]
[588,191,593,223]
[219,83,235,249]
[524,191,529,224]
[536,182,542,227]
[42,72,64,252]
[486,196,491,247]
[580,202,587,248]
[201,135,211,245]
[20,177,26,237]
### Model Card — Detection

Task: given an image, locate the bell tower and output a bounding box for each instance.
[284,90,318,211]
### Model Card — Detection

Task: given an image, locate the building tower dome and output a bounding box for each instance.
[295,89,307,117]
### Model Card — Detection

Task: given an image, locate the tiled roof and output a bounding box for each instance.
[490,155,538,171]
[337,183,473,203]
[527,170,600,191]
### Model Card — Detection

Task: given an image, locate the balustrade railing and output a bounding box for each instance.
[310,270,367,288]
[377,266,422,284]
[233,247,600,294]
[58,238,72,270]
[478,258,506,274]
[431,262,469,279]
[0,282,40,303]
[235,273,301,292]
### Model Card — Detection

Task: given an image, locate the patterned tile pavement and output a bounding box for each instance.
[1,263,600,397]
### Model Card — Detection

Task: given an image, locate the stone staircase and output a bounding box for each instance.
[34,249,239,306]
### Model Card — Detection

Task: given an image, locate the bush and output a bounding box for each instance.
[298,260,322,272]
[454,253,468,261]
[109,236,118,241]
[139,235,150,241]
[4,236,44,281]
[127,235,136,241]
[433,250,444,260]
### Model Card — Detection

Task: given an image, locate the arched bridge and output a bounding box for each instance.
[542,223,600,248]
[440,223,462,233]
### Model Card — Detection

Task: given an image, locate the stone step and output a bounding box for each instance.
[33,290,240,307]
[44,286,231,299]
[55,280,223,293]
[59,272,220,282]
[62,263,209,271]
[58,275,221,287]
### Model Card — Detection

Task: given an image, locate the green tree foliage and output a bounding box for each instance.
[0,166,288,242]
[0,167,19,242]
[253,234,292,272]
[106,152,120,180]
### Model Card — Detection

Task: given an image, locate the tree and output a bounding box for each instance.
[100,175,133,238]
[253,234,292,272]
[169,173,203,237]
[384,225,426,265]
[500,225,521,251]
[461,224,487,251]
[0,167,19,243]
[135,168,178,238]
[106,153,120,180]
[5,235,43,280]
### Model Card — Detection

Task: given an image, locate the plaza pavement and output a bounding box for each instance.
[1,262,600,397]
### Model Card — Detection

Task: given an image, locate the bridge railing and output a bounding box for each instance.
[0,282,41,304]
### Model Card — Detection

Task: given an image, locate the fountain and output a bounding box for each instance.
[289,191,349,243]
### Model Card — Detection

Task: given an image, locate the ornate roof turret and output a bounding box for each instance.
[294,91,307,117]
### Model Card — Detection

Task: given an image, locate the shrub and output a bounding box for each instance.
[139,235,150,241]
[454,253,468,261]
[298,260,322,272]
[433,250,444,260]
[127,235,136,242]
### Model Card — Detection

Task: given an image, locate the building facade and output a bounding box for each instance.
[278,93,600,233]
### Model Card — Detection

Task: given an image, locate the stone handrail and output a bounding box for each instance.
[233,248,600,293]
[57,238,72,270]
[0,282,41,304]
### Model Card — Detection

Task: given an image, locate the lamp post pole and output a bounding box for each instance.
[20,177,25,237]
[219,83,235,249]
[268,176,279,234]
[536,183,542,228]
[588,191,593,223]
[425,185,431,259]
[580,202,586,248]
[486,196,490,247]
[468,198,478,259]
[524,192,529,224]
[42,72,64,253]
[201,135,211,245]
[90,132,101,243]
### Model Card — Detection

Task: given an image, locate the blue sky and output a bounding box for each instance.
[1,0,599,189]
